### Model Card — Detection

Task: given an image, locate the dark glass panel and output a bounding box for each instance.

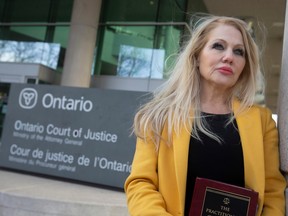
[10,26,46,41]
[0,1,5,21]
[101,0,187,22]
[0,25,46,42]
[54,0,74,22]
[0,0,73,23]
[101,0,159,22]
[157,0,187,22]
[9,0,51,22]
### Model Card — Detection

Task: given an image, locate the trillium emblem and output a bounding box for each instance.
[19,88,38,109]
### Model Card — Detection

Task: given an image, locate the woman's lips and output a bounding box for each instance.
[218,66,233,75]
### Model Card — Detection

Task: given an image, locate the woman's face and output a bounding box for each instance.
[197,24,246,91]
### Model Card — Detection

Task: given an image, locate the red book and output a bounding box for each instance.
[189,177,258,216]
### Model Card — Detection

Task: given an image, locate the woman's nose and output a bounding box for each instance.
[222,49,234,63]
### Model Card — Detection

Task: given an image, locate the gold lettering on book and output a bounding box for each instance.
[220,205,230,212]
[205,208,235,216]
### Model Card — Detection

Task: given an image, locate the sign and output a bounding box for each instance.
[0,83,149,189]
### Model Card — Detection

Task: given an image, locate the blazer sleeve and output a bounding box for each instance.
[124,137,173,216]
[260,107,286,216]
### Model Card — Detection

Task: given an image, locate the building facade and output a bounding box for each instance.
[0,2,286,124]
[0,0,285,109]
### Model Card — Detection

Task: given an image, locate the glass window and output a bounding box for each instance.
[9,0,51,23]
[157,0,187,22]
[101,0,159,22]
[0,1,5,20]
[52,0,74,23]
[0,82,10,138]
[95,26,155,76]
[0,0,73,72]
[0,40,60,69]
[96,0,187,79]
[10,26,46,41]
[94,24,184,79]
[53,26,70,72]
[101,0,186,22]
[0,25,67,71]
[0,0,73,23]
[1,0,73,23]
[54,26,70,49]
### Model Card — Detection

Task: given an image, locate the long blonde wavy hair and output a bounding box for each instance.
[133,14,263,149]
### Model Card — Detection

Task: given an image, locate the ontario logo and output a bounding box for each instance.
[19,88,38,109]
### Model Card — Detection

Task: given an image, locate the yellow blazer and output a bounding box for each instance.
[125,100,286,216]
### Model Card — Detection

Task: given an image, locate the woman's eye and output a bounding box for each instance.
[234,49,245,56]
[212,42,224,50]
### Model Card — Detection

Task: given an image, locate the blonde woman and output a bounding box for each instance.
[125,14,286,216]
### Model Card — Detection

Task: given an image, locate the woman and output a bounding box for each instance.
[124,14,286,216]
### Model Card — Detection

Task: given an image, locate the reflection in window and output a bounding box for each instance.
[97,0,187,80]
[117,45,164,79]
[95,25,183,79]
[0,40,60,69]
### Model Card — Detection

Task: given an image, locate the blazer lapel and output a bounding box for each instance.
[233,100,265,204]
[173,127,191,212]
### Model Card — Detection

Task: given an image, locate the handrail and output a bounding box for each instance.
[0,21,192,33]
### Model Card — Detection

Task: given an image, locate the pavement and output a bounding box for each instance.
[0,169,129,216]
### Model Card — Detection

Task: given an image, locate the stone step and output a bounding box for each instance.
[0,169,129,216]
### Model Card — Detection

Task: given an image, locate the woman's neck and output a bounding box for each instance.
[200,91,231,114]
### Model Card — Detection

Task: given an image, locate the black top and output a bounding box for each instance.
[184,113,244,215]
